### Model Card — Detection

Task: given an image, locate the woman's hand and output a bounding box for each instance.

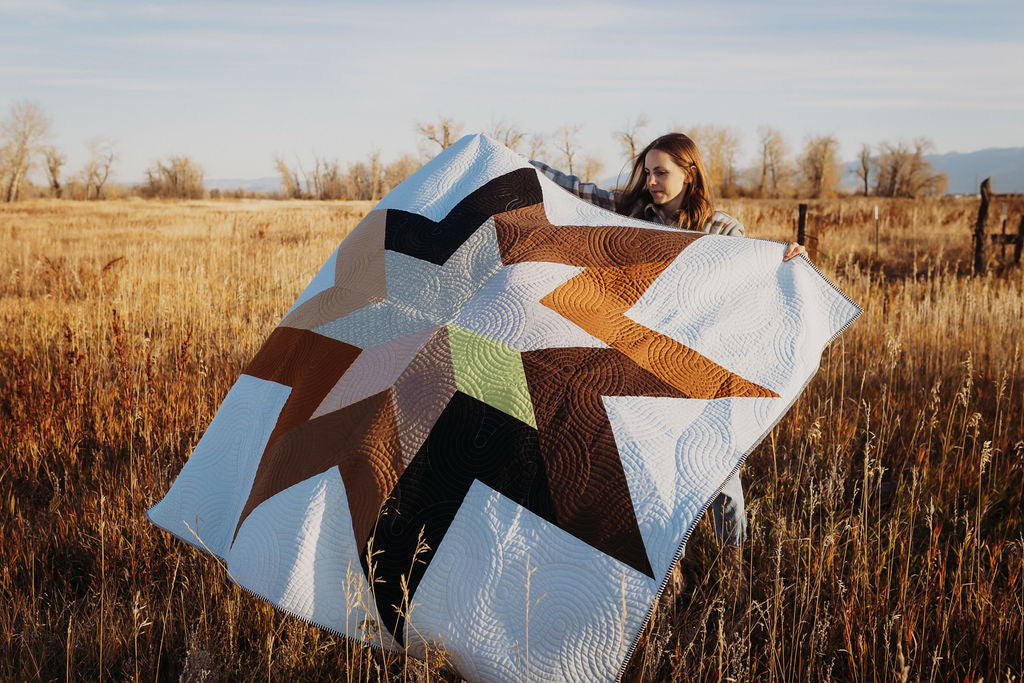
[783,243,807,261]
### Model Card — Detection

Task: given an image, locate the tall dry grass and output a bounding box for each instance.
[1,196,1021,681]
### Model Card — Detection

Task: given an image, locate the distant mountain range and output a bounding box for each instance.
[842,146,1024,195]
[915,147,1021,194]
[203,147,1024,197]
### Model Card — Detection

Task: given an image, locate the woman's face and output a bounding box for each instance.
[644,148,690,213]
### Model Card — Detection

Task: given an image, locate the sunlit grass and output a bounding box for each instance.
[1,197,1021,681]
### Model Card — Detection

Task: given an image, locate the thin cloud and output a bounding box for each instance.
[0,65,175,91]
[3,0,1021,179]
[40,76,174,92]
[0,0,103,17]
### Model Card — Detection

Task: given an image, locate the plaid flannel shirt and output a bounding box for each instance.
[529,160,745,236]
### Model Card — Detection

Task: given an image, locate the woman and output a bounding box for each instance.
[530,132,806,552]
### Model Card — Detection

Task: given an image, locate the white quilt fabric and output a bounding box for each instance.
[149,134,860,682]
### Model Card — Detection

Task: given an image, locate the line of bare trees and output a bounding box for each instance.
[0,101,124,201]
[139,157,206,199]
[413,115,947,201]
[273,152,423,201]
[0,100,210,201]
[2,101,56,202]
[857,138,948,198]
[1,100,951,204]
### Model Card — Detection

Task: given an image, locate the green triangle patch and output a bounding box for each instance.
[446,324,537,429]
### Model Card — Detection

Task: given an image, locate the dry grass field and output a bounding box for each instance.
[1,196,1022,682]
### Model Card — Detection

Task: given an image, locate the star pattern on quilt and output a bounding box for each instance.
[231,167,778,641]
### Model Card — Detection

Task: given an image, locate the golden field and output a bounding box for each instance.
[1,197,1022,681]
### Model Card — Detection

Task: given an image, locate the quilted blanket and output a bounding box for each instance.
[148,134,861,682]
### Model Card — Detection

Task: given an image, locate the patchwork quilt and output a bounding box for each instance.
[148,134,861,682]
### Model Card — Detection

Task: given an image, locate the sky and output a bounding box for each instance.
[1,0,1022,183]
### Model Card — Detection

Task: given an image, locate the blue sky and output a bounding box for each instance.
[2,0,1022,182]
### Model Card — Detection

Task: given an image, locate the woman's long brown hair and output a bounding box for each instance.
[616,133,715,231]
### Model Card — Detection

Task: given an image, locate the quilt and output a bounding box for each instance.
[148,133,861,682]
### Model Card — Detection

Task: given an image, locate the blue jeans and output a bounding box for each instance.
[710,472,747,547]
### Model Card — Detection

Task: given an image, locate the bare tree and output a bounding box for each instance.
[308,154,345,199]
[874,143,903,198]
[343,161,374,201]
[382,154,422,194]
[0,144,9,195]
[140,156,205,199]
[42,145,66,198]
[288,150,421,201]
[874,138,947,198]
[755,126,791,198]
[416,116,464,151]
[82,137,117,199]
[581,155,604,184]
[527,133,548,163]
[613,115,649,162]
[369,150,382,201]
[555,124,583,176]
[681,124,742,198]
[488,120,525,151]
[295,156,314,197]
[320,161,345,199]
[798,134,842,198]
[856,144,872,196]
[309,155,324,198]
[340,151,384,201]
[904,138,948,197]
[275,155,301,198]
[1,101,51,202]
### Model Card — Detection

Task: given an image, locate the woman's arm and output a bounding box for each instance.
[706,211,806,260]
[529,160,620,212]
[705,211,745,237]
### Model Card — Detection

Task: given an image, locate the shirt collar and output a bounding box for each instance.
[642,203,680,226]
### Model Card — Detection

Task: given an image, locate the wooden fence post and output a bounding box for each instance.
[1015,215,1024,266]
[874,205,880,258]
[1001,203,1008,259]
[794,203,819,260]
[974,178,990,275]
